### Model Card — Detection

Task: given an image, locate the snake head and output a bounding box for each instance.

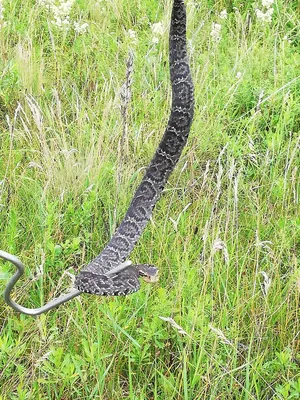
[136,265,159,283]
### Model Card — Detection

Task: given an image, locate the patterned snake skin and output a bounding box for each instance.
[75,0,194,296]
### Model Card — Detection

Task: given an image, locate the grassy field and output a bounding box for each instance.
[0,0,299,398]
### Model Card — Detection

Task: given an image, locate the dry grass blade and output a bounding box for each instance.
[159,316,190,337]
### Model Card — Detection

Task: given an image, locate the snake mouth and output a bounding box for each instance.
[142,274,159,283]
[139,268,159,283]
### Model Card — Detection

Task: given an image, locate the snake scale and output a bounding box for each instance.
[75,0,194,296]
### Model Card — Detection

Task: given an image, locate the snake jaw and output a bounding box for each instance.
[142,273,159,283]
[138,266,159,283]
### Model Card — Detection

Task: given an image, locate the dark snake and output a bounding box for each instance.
[75,0,194,296]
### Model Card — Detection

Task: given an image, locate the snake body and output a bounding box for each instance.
[75,0,194,295]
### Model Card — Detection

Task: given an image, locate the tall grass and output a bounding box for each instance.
[0,0,299,398]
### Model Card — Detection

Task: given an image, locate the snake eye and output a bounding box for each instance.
[138,270,147,277]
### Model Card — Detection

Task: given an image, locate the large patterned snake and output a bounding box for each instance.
[75,0,194,296]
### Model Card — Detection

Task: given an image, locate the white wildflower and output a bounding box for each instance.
[39,0,75,29]
[128,29,136,39]
[53,16,70,27]
[151,22,164,44]
[262,0,274,8]
[210,22,222,42]
[74,21,89,34]
[256,0,275,25]
[151,21,164,36]
[127,29,138,44]
[219,9,228,19]
[255,7,274,23]
[236,71,242,79]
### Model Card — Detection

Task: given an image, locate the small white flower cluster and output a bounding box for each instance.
[255,8,273,23]
[127,29,138,45]
[74,21,89,34]
[39,0,89,33]
[262,0,274,7]
[210,8,229,43]
[210,22,222,42]
[152,21,164,44]
[255,0,274,24]
[219,9,227,20]
[39,0,74,28]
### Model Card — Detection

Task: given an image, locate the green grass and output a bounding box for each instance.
[0,0,299,398]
